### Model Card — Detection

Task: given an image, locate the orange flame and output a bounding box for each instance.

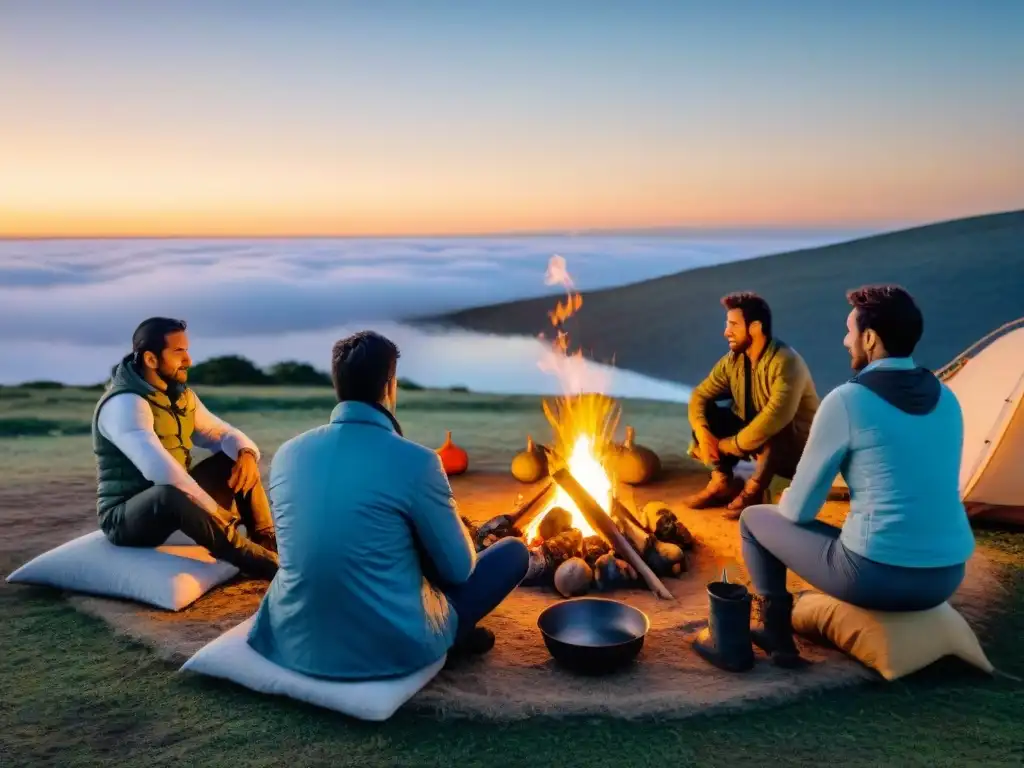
[526,255,620,542]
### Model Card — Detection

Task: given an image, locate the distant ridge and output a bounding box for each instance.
[419,210,1024,392]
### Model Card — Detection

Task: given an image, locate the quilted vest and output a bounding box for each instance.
[92,356,196,518]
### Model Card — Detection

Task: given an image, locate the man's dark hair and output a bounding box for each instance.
[846,284,923,357]
[131,317,187,363]
[721,291,772,338]
[331,331,401,403]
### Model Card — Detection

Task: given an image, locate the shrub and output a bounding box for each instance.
[188,356,270,386]
[266,361,332,387]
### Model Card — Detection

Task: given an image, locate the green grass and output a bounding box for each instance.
[2,385,1023,766]
[0,384,693,481]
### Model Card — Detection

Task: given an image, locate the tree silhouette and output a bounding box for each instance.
[188,355,270,386]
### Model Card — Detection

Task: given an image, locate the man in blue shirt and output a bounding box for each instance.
[737,285,975,667]
[247,331,529,680]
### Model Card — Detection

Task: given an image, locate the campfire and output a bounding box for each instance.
[462,256,694,599]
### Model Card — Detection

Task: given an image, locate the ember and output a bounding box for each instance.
[470,255,694,599]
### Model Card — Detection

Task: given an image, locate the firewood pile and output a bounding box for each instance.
[461,479,694,599]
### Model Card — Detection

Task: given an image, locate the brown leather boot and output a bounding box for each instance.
[722,479,765,520]
[684,471,742,509]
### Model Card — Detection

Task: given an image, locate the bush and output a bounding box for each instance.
[188,356,271,386]
[266,361,332,387]
[16,380,64,390]
[0,418,92,437]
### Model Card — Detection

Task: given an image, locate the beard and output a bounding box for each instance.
[156,364,189,404]
[849,348,869,372]
[727,336,751,353]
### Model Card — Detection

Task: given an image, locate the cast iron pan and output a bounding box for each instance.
[537,597,650,675]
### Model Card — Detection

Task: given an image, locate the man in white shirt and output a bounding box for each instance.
[92,317,278,580]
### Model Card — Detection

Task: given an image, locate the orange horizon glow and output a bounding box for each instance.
[3,182,1020,239]
[4,136,1019,237]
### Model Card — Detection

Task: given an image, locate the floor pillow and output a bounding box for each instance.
[792,591,995,681]
[180,616,446,722]
[5,529,239,611]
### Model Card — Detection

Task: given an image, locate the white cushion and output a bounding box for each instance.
[180,616,446,721]
[5,529,239,611]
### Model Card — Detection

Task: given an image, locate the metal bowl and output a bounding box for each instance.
[537,597,651,675]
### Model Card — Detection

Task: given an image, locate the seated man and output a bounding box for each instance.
[686,292,820,518]
[739,286,975,667]
[93,317,278,580]
[247,330,529,680]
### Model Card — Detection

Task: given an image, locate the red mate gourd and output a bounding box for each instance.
[436,430,469,475]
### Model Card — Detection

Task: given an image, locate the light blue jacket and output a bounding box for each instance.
[247,401,477,680]
[779,357,975,568]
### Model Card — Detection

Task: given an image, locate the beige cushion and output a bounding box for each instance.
[792,592,994,681]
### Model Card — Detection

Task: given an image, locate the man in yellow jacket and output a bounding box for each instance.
[686,292,820,518]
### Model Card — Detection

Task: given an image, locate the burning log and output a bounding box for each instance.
[542,528,583,567]
[610,496,652,539]
[611,500,689,578]
[644,541,687,577]
[550,467,674,600]
[581,535,611,568]
[537,506,573,541]
[475,480,556,551]
[611,499,654,554]
[643,501,695,551]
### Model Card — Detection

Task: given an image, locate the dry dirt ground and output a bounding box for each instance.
[0,467,1006,721]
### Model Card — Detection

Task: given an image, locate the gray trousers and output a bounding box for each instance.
[101,452,279,579]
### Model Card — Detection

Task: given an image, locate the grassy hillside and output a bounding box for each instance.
[423,210,1024,392]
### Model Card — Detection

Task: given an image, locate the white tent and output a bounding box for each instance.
[831,318,1024,524]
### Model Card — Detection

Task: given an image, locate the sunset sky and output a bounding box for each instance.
[2,1,1022,238]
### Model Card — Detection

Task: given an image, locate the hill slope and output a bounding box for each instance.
[420,210,1024,392]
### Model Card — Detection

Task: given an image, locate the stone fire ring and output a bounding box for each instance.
[68,471,1005,722]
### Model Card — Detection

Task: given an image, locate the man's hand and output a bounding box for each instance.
[697,429,720,465]
[717,436,744,457]
[229,449,260,494]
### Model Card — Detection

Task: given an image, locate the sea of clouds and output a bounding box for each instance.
[0,231,864,391]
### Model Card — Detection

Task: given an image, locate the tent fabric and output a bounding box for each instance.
[830,318,1024,524]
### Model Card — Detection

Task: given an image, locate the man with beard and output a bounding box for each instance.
[92,317,279,579]
[685,292,821,518]
[731,286,975,668]
[247,330,529,680]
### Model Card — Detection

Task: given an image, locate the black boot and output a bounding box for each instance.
[751,594,806,669]
[176,501,279,581]
[692,582,755,672]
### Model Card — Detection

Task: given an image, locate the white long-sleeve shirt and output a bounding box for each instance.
[96,392,260,516]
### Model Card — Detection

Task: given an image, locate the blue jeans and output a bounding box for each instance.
[739,504,965,611]
[444,537,530,641]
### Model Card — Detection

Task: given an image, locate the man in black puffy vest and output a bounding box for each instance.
[92,317,278,579]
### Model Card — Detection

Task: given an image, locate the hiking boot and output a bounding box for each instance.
[251,530,278,554]
[722,479,765,520]
[684,472,742,510]
[751,594,807,669]
[692,582,755,673]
